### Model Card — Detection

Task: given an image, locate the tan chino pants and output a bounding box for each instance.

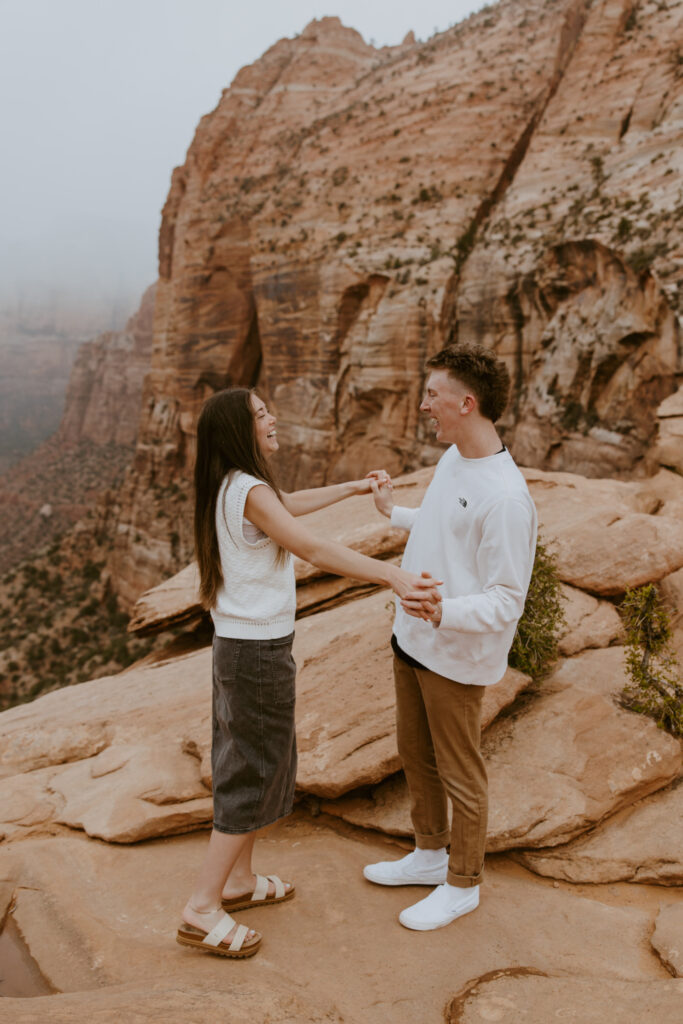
[394,654,488,888]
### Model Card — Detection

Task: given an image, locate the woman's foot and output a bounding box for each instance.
[221,872,294,910]
[182,902,259,947]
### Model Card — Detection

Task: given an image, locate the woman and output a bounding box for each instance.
[176,387,440,958]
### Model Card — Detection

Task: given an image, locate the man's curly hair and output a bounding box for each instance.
[425,344,510,422]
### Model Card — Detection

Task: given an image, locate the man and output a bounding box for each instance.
[364,344,537,931]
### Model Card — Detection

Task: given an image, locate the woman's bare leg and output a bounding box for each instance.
[182,829,257,940]
[221,830,293,900]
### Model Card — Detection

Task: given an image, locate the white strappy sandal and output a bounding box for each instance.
[176,910,261,958]
[221,872,295,912]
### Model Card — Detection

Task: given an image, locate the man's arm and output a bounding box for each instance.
[402,497,536,630]
[370,479,420,530]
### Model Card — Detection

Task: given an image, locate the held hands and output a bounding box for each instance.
[368,473,394,519]
[355,469,393,495]
[401,575,443,626]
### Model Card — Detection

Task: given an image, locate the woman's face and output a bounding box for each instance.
[250,393,278,458]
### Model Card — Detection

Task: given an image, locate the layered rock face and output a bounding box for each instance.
[58,284,155,447]
[109,0,683,603]
[0,293,130,473]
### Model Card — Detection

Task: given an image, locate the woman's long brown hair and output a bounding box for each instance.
[194,387,283,610]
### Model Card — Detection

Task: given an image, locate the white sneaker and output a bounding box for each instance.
[363,850,448,887]
[399,884,479,931]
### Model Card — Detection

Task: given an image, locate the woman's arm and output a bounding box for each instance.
[281,471,390,517]
[245,483,440,605]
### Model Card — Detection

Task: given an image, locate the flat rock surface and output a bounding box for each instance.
[515,782,683,886]
[445,972,683,1024]
[651,903,683,978]
[0,819,674,1024]
[0,986,342,1024]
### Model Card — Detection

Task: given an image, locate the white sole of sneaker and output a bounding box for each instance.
[398,893,479,931]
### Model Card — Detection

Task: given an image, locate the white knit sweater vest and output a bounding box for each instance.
[211,470,296,639]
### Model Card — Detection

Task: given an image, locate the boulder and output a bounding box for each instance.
[295,590,530,799]
[445,972,683,1024]
[542,644,629,699]
[522,468,645,533]
[653,386,683,474]
[651,904,683,978]
[0,586,528,841]
[558,584,623,656]
[635,468,683,513]
[50,742,213,844]
[660,566,683,629]
[515,781,683,885]
[323,650,681,849]
[0,650,215,843]
[127,561,203,635]
[553,511,683,595]
[0,720,112,775]
[520,468,683,593]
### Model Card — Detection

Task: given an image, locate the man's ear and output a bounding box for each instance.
[461,393,477,414]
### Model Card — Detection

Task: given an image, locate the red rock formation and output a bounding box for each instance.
[58,284,155,447]
[107,1,683,605]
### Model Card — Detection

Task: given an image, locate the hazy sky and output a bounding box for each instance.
[0,0,482,311]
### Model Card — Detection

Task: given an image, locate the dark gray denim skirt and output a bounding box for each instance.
[211,632,297,834]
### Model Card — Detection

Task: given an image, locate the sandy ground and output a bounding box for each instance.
[1,810,680,1022]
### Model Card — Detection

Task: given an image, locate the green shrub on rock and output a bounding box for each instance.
[619,584,683,737]
[509,536,566,681]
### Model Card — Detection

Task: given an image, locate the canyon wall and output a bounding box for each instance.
[0,287,154,573]
[106,0,683,604]
[58,284,155,447]
[0,293,132,473]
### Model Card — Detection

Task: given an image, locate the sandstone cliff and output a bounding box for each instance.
[58,284,155,447]
[105,0,683,605]
[0,293,131,473]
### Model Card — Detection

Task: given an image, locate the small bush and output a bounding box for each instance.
[509,536,566,680]
[618,584,682,736]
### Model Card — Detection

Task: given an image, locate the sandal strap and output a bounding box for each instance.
[267,874,286,899]
[252,873,269,902]
[230,923,249,951]
[203,911,237,948]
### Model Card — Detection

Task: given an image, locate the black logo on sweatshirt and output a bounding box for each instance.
[458,497,468,508]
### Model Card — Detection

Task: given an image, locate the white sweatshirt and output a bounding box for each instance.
[392,445,537,685]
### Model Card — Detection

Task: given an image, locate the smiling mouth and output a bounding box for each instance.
[267,430,277,438]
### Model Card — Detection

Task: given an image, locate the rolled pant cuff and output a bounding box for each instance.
[447,869,483,888]
[415,830,450,850]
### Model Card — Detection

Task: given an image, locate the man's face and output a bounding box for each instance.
[420,369,472,444]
